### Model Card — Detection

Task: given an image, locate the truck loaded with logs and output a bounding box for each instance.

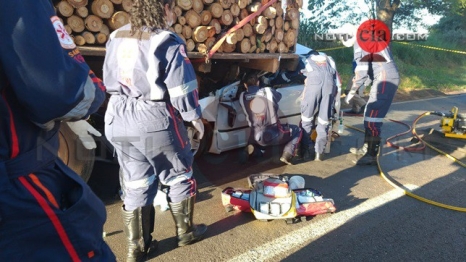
[53,0,308,182]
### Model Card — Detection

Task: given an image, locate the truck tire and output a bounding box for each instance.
[185,120,212,158]
[58,123,95,183]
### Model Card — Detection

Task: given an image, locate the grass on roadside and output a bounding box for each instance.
[305,39,466,93]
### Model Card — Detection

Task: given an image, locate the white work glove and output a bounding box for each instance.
[191,119,204,140]
[345,90,356,104]
[65,120,101,150]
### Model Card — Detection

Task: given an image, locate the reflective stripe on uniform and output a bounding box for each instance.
[364,116,384,122]
[61,76,95,121]
[168,80,198,98]
[163,170,193,186]
[301,115,314,122]
[355,65,368,71]
[317,117,329,125]
[124,174,156,189]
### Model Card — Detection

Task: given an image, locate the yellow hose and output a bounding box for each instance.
[346,112,466,212]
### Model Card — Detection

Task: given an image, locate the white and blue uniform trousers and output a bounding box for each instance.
[363,70,399,137]
[301,87,335,154]
[349,42,400,165]
[351,42,400,138]
[301,54,337,155]
[105,95,197,212]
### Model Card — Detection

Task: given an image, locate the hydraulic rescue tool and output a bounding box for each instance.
[432,106,466,139]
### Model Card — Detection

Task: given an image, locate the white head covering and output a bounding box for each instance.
[341,23,358,47]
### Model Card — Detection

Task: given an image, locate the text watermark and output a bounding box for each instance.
[313,32,428,42]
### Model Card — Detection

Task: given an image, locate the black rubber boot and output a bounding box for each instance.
[358,104,366,114]
[349,129,371,155]
[296,132,312,161]
[279,151,294,165]
[169,196,207,247]
[239,144,263,164]
[122,205,156,262]
[354,136,381,165]
[239,144,253,164]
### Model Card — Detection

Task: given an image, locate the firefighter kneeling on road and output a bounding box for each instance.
[299,51,340,161]
[239,71,302,165]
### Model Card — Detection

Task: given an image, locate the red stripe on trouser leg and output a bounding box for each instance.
[28,174,59,209]
[167,104,185,149]
[18,176,81,262]
[1,90,20,158]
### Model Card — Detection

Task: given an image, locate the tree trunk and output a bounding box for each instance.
[186,38,196,51]
[108,11,130,30]
[67,15,85,33]
[185,10,202,28]
[73,35,86,46]
[76,6,89,18]
[120,0,133,12]
[177,0,193,11]
[237,38,251,53]
[182,25,193,39]
[81,31,96,44]
[85,15,103,32]
[94,32,108,44]
[200,10,212,25]
[57,1,74,17]
[376,0,401,35]
[91,0,114,19]
[193,26,208,42]
[192,0,204,14]
[67,0,88,8]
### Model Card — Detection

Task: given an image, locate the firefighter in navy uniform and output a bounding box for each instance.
[300,51,339,161]
[344,26,400,165]
[0,1,115,261]
[103,0,206,260]
[239,71,302,165]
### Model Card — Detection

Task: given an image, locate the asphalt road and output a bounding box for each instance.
[88,93,466,262]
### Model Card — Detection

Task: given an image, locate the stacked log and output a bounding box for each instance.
[53,0,301,54]
[54,0,128,46]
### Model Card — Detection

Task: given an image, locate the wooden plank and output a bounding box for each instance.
[78,46,299,74]
[240,58,279,72]
[78,46,106,56]
[188,51,299,60]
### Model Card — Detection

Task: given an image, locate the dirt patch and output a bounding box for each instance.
[393,89,447,103]
[340,88,462,110]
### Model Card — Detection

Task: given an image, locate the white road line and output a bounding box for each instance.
[228,186,417,262]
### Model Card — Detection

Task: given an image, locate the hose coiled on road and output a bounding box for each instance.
[345,111,466,212]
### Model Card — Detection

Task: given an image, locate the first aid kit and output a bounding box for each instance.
[221,173,336,224]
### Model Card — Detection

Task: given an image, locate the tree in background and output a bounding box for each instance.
[304,0,456,33]
[427,0,466,46]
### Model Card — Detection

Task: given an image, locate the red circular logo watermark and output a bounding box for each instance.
[357,19,391,53]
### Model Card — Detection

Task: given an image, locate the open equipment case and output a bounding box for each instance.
[221,173,337,224]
